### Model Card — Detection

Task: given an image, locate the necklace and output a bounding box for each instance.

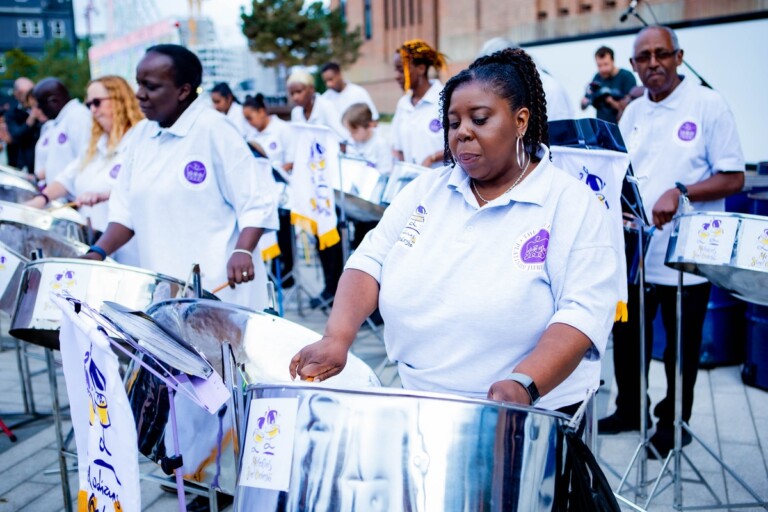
[471,159,531,204]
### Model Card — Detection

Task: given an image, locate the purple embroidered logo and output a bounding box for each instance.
[678,121,697,142]
[43,138,49,147]
[428,118,441,133]
[57,133,68,144]
[521,229,550,264]
[109,164,121,179]
[184,161,207,184]
[269,142,277,150]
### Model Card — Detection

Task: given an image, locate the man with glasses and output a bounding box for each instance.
[32,78,91,186]
[599,25,745,458]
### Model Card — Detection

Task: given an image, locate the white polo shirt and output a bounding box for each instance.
[322,81,380,122]
[290,93,346,142]
[36,99,92,184]
[225,101,258,141]
[540,70,574,121]
[250,115,294,169]
[34,121,52,177]
[109,98,279,310]
[55,130,139,265]
[619,76,745,286]
[346,145,619,410]
[345,130,393,176]
[391,80,444,167]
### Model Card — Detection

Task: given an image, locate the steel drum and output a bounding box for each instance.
[335,157,388,222]
[127,299,379,496]
[381,161,429,205]
[9,258,214,349]
[0,199,89,243]
[0,223,91,318]
[0,171,39,203]
[236,385,569,511]
[0,164,34,181]
[666,211,768,305]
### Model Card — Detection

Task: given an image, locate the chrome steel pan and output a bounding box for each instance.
[0,224,90,318]
[9,258,212,349]
[666,211,768,305]
[0,199,89,243]
[236,385,569,512]
[127,298,379,496]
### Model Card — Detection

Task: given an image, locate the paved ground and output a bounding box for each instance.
[0,256,766,511]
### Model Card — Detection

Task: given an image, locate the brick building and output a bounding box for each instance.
[333,0,767,114]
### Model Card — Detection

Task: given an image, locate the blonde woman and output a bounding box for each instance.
[27,75,144,263]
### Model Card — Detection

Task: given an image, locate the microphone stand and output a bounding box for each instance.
[621,0,713,89]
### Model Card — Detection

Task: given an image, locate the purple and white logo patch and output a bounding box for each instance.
[183,161,207,184]
[57,133,68,144]
[428,118,441,133]
[43,138,49,147]
[109,164,121,179]
[513,225,551,271]
[269,142,277,150]
[677,121,697,142]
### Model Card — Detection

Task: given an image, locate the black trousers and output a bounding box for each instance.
[272,208,294,285]
[612,282,711,428]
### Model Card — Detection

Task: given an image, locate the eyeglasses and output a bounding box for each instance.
[85,97,111,109]
[632,49,679,64]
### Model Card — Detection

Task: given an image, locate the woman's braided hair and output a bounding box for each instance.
[398,39,447,92]
[439,47,549,165]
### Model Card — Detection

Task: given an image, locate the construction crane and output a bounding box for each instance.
[83,0,99,38]
[187,0,208,47]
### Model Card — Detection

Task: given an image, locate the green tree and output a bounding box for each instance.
[241,0,362,68]
[37,39,92,99]
[1,40,91,99]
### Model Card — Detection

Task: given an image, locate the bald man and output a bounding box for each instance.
[31,78,91,184]
[3,77,39,171]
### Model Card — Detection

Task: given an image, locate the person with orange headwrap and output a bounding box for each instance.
[392,39,447,168]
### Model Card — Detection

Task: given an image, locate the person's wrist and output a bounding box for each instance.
[87,245,107,261]
[231,248,253,259]
[35,192,50,205]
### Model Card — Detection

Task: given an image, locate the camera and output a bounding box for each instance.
[586,81,624,106]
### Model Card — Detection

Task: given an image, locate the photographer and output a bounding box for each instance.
[581,46,637,124]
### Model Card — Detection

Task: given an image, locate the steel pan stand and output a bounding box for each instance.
[614,220,668,509]
[640,268,768,510]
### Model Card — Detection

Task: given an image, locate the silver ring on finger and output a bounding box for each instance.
[242,271,248,277]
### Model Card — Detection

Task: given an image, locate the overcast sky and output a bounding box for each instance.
[73,0,252,47]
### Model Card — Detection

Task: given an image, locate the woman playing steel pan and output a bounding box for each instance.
[291,48,620,413]
[26,76,143,264]
[83,45,279,310]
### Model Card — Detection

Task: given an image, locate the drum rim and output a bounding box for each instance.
[675,210,768,223]
[0,174,38,193]
[20,257,210,292]
[0,199,86,226]
[246,382,571,421]
[146,297,258,316]
[0,224,90,256]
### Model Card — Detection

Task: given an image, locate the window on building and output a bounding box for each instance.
[392,0,397,28]
[409,0,414,25]
[400,0,406,27]
[17,19,42,38]
[50,20,66,38]
[30,19,43,37]
[384,0,389,29]
[364,0,372,39]
[0,56,6,75]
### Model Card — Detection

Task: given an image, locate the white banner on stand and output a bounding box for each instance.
[290,124,341,250]
[551,146,630,308]
[54,294,141,512]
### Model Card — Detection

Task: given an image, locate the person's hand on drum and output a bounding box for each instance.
[289,336,349,382]
[487,379,533,406]
[76,191,108,207]
[226,250,255,289]
[651,188,681,229]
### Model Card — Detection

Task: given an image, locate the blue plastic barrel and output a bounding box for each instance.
[650,285,746,368]
[742,304,768,390]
